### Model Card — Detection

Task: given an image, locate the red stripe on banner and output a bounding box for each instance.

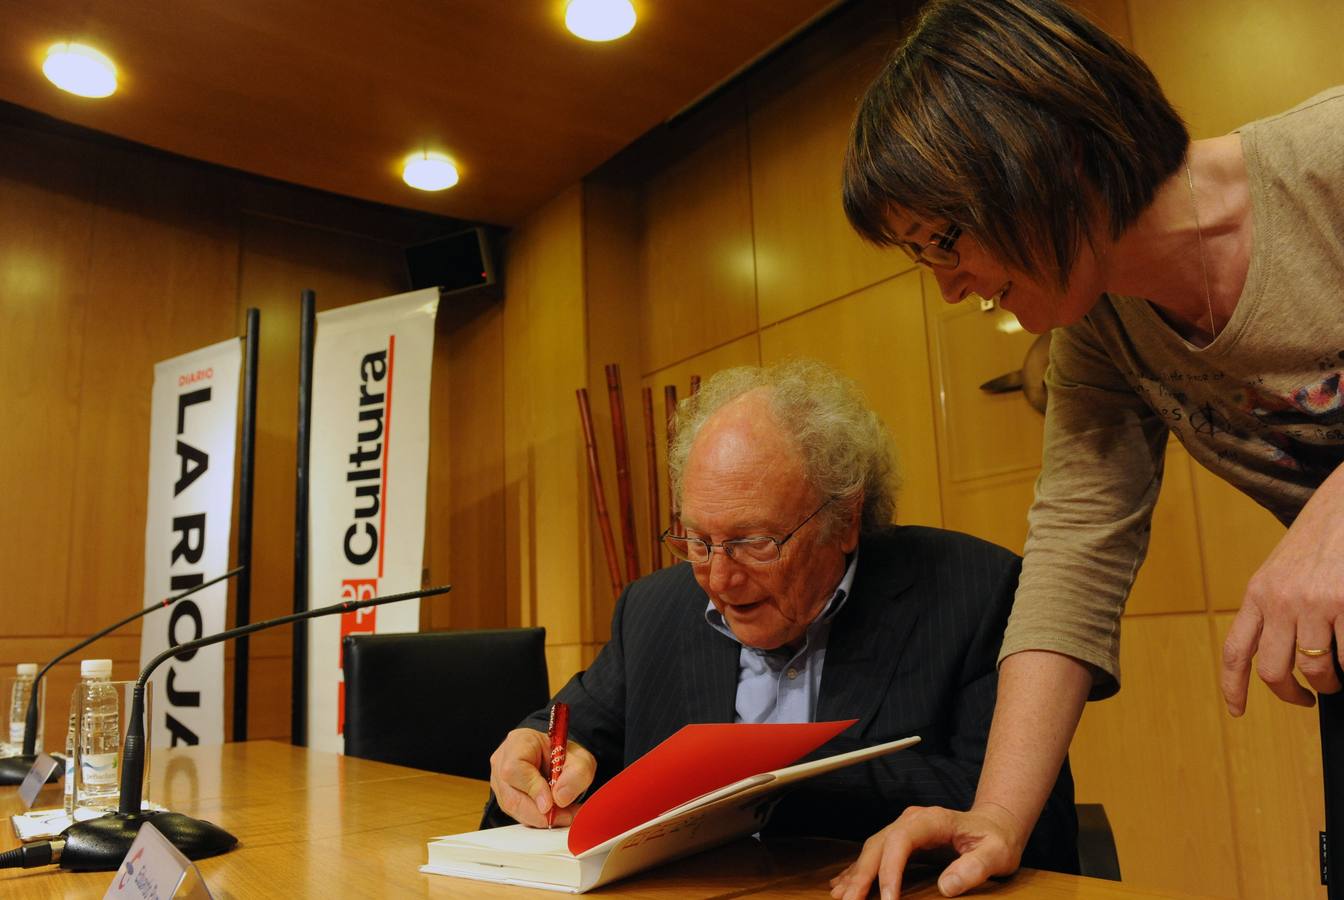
[378,334,396,579]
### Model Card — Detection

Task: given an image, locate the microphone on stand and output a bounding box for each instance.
[0,582,453,872]
[0,568,245,786]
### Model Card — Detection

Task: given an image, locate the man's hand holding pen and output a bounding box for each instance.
[488,725,597,828]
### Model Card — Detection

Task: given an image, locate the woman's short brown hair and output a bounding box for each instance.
[843,0,1188,288]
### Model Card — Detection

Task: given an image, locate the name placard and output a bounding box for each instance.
[18,753,60,809]
[104,821,213,899]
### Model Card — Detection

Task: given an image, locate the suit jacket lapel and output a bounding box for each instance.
[680,601,741,724]
[817,530,922,731]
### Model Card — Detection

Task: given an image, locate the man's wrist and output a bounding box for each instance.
[969,799,1031,854]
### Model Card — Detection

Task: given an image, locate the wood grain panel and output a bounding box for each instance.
[65,146,240,634]
[1212,613,1325,900]
[942,469,1037,554]
[424,295,507,633]
[640,95,757,373]
[759,272,942,529]
[1124,444,1206,616]
[1069,614,1240,898]
[1190,463,1285,613]
[925,283,1044,483]
[0,122,96,638]
[747,32,907,326]
[1070,0,1134,46]
[1129,0,1344,139]
[584,181,649,638]
[502,186,589,660]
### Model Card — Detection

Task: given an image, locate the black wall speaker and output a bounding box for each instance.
[405,226,501,298]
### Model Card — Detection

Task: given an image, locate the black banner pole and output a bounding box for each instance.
[291,290,316,746]
[232,308,260,742]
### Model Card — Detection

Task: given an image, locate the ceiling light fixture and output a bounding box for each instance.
[402,151,460,192]
[565,0,637,42]
[43,42,118,98]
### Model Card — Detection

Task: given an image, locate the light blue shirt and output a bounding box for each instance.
[703,552,858,724]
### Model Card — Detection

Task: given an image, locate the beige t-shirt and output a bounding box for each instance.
[1000,86,1344,698]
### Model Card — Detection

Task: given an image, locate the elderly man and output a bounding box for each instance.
[484,360,1077,872]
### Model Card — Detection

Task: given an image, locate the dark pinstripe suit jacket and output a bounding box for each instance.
[486,525,1078,873]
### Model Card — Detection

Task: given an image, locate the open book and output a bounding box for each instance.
[421,720,919,893]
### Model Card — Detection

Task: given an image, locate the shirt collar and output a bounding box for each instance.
[703,549,860,648]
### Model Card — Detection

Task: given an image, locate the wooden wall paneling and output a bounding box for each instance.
[639,90,757,374]
[640,335,763,550]
[926,284,1045,484]
[237,213,410,738]
[423,308,453,633]
[1212,613,1325,899]
[746,22,907,327]
[1190,462,1286,613]
[941,469,1038,554]
[1128,0,1344,139]
[1069,614,1241,898]
[0,636,139,753]
[1122,444,1206,616]
[758,272,942,528]
[501,186,590,690]
[0,121,97,639]
[424,295,506,633]
[65,146,240,639]
[1068,0,1134,46]
[583,180,647,641]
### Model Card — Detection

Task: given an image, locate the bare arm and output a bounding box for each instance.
[830,650,1089,900]
[1224,460,1344,714]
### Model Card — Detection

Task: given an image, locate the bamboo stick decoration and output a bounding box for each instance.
[641,387,661,571]
[605,364,641,583]
[664,385,679,536]
[576,388,624,602]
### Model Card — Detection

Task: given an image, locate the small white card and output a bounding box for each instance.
[18,753,61,810]
[103,820,213,900]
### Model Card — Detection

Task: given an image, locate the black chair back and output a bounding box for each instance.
[1076,803,1121,881]
[342,627,548,779]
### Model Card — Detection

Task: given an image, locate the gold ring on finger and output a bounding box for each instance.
[1296,645,1332,657]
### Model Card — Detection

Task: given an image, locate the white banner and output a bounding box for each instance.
[140,338,242,749]
[307,288,439,752]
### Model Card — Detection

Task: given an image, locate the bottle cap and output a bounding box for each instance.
[16,663,37,677]
[80,659,113,678]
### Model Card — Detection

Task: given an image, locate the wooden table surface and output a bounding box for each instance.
[1,741,1205,898]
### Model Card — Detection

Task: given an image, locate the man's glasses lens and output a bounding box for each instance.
[661,535,780,565]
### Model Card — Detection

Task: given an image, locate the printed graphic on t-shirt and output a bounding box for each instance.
[1134,366,1344,486]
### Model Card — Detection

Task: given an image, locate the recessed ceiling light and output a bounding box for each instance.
[43,42,117,98]
[565,0,637,42]
[402,152,460,192]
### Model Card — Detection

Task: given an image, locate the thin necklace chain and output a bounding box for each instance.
[1185,163,1218,340]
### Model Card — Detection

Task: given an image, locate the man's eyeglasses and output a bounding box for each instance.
[897,223,962,270]
[661,498,832,566]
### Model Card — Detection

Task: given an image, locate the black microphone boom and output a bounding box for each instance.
[0,567,245,786]
[50,582,453,872]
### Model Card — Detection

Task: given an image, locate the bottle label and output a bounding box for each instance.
[82,751,118,786]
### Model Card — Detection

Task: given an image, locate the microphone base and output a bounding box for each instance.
[60,810,238,871]
[0,754,64,786]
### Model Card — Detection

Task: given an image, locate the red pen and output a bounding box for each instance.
[546,702,570,829]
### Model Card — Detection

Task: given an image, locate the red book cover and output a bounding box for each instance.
[567,719,856,854]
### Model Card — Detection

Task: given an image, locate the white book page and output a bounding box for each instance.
[433,823,574,857]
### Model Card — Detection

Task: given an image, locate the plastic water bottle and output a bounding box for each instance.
[7,663,37,748]
[76,659,119,810]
